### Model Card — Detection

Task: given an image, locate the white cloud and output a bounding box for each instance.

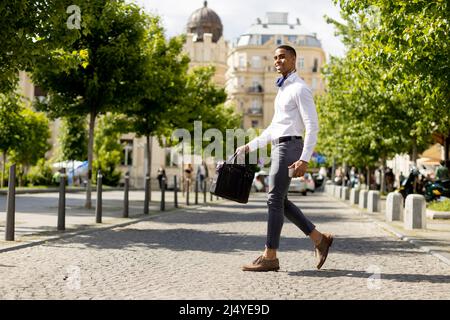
[131,0,346,59]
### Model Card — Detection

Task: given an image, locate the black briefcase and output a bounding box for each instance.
[210,153,255,204]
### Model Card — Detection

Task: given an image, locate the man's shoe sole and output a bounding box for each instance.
[242,267,280,272]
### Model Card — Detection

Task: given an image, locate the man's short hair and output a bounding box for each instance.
[276,45,297,58]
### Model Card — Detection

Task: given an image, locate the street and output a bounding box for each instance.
[1,192,449,299]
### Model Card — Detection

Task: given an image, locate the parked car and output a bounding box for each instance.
[289,173,315,195]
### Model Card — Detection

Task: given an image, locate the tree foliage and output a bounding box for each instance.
[317,0,449,178]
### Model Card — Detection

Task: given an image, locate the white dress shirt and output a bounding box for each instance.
[247,72,319,163]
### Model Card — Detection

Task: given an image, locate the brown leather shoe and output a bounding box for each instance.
[241,255,280,272]
[315,233,333,269]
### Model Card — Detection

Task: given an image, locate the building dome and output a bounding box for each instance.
[187,1,223,43]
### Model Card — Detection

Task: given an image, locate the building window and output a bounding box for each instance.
[252,77,263,91]
[298,57,305,70]
[312,58,318,73]
[238,76,245,88]
[276,35,283,45]
[251,120,259,128]
[239,55,246,69]
[261,35,272,44]
[287,35,297,43]
[165,148,171,167]
[121,139,133,166]
[251,99,262,111]
[251,56,261,68]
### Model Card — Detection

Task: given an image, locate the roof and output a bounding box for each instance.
[235,12,322,47]
[186,1,223,43]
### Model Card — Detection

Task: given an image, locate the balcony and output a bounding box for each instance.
[247,85,264,94]
[246,106,263,115]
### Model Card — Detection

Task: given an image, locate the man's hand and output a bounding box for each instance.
[235,144,249,155]
[288,160,308,178]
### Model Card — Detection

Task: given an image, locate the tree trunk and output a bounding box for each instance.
[411,136,418,167]
[366,166,370,190]
[343,162,347,186]
[331,157,336,183]
[146,135,152,203]
[380,158,386,194]
[85,111,96,209]
[445,129,450,165]
[1,151,6,188]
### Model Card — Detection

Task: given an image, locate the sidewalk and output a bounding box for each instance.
[332,191,450,266]
[0,189,216,252]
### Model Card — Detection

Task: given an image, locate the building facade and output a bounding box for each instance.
[226,12,326,130]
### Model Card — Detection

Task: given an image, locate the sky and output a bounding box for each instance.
[131,0,346,59]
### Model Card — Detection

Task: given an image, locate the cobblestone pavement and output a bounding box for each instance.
[1,192,450,299]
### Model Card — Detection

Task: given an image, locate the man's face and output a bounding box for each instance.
[274,48,296,76]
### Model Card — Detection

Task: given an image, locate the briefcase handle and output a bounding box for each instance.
[226,151,239,164]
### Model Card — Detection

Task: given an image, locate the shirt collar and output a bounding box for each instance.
[275,70,297,88]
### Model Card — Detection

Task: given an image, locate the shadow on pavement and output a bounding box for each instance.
[43,225,426,259]
[287,268,450,284]
[155,207,358,225]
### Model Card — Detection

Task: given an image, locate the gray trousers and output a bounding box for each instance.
[266,138,316,249]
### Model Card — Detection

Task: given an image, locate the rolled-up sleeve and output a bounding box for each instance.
[296,85,319,162]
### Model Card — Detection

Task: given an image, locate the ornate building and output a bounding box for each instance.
[183,1,228,86]
[226,12,326,130]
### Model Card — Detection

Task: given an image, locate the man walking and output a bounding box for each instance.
[236,45,333,272]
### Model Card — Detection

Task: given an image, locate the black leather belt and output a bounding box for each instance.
[272,136,302,145]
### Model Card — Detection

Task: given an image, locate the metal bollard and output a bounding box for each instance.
[195,179,199,205]
[210,178,213,201]
[174,175,178,208]
[5,164,16,241]
[203,180,207,203]
[96,170,102,223]
[144,174,150,214]
[160,177,166,211]
[186,179,190,205]
[57,168,66,231]
[123,172,129,218]
[149,176,152,202]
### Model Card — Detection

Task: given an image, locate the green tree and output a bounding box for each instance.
[9,108,51,186]
[0,1,78,92]
[336,0,450,161]
[32,0,152,207]
[58,115,88,162]
[93,114,123,186]
[0,93,24,187]
[319,4,441,191]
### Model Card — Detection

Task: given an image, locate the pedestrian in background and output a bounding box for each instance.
[436,160,449,181]
[157,166,166,190]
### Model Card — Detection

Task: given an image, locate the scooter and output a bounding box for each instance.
[424,179,450,202]
[398,167,421,199]
[398,167,450,202]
